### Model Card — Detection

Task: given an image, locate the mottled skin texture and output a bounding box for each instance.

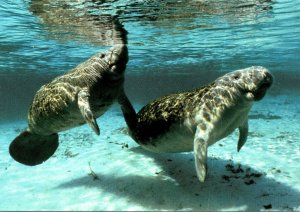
[9,44,132,166]
[28,45,128,135]
[126,66,273,182]
[132,83,215,144]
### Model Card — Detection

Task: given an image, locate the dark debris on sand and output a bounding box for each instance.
[109,141,129,149]
[263,204,272,209]
[221,163,264,185]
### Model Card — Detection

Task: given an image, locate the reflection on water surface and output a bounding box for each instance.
[0,0,299,121]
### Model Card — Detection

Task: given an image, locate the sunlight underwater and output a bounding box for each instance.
[1,0,300,211]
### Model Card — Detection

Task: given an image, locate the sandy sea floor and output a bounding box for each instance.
[1,94,299,211]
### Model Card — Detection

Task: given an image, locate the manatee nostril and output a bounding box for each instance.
[233,74,240,80]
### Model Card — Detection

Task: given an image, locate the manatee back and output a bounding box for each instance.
[27,52,112,135]
[27,46,128,135]
[132,83,215,143]
[28,81,83,135]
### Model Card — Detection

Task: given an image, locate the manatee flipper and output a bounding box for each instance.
[9,131,59,166]
[193,126,209,183]
[237,118,248,152]
[78,88,100,135]
[118,91,137,132]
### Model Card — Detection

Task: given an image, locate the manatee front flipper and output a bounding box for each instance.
[118,91,137,132]
[237,118,248,152]
[9,131,58,166]
[78,88,100,135]
[193,126,209,183]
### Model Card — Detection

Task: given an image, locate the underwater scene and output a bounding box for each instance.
[1,0,300,211]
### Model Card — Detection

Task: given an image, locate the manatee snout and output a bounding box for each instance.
[253,70,273,101]
[109,44,128,66]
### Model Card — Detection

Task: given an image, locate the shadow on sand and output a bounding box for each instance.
[57,147,300,211]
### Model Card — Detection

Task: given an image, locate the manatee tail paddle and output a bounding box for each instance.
[9,131,59,166]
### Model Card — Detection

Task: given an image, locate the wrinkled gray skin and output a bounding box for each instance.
[123,66,273,183]
[9,44,134,166]
[28,45,128,136]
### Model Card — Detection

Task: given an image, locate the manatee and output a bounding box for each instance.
[122,66,273,182]
[9,44,132,166]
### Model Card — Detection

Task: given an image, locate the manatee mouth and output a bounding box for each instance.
[252,81,272,101]
[253,73,273,101]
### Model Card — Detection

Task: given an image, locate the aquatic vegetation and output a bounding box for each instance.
[64,149,79,158]
[109,141,129,149]
[88,162,99,181]
[221,163,265,185]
